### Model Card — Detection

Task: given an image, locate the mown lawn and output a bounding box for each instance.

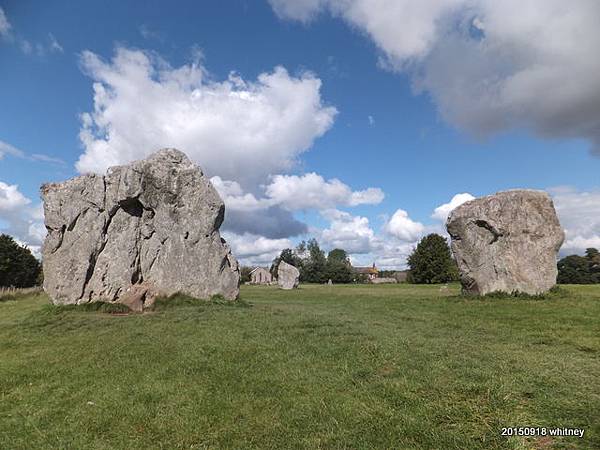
[1,284,599,449]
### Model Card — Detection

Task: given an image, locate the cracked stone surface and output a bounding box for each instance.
[446,190,564,295]
[42,149,240,308]
[277,261,299,290]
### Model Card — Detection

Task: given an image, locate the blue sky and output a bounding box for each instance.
[1,0,600,267]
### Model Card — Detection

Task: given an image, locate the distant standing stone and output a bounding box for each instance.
[41,149,240,310]
[277,261,300,290]
[446,190,564,296]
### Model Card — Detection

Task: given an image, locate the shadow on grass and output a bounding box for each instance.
[49,301,132,314]
[446,285,567,302]
[152,292,252,311]
[29,292,252,316]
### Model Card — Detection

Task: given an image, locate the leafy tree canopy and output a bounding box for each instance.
[271,242,354,284]
[407,233,459,284]
[0,234,42,288]
[557,249,600,284]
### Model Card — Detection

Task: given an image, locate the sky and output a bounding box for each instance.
[1,0,600,268]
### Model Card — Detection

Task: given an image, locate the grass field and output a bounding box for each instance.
[1,284,599,449]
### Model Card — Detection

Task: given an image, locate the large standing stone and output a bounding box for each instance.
[277,261,299,290]
[446,190,564,295]
[42,149,240,309]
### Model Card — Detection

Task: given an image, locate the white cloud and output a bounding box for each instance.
[550,187,600,255]
[0,140,25,159]
[139,24,164,42]
[222,232,292,266]
[431,192,475,222]
[265,172,384,210]
[383,208,425,242]
[76,47,337,188]
[319,209,377,254]
[48,33,63,53]
[562,236,600,253]
[316,208,422,269]
[212,173,383,212]
[0,181,45,256]
[0,7,11,38]
[0,139,64,165]
[270,0,600,153]
[210,173,383,239]
[269,0,327,23]
[0,181,31,211]
[0,8,63,56]
[270,0,464,61]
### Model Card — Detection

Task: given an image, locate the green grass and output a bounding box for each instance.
[1,284,599,449]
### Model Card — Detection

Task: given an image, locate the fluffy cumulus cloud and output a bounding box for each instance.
[74,46,397,260]
[319,209,377,254]
[431,192,475,222]
[315,208,428,269]
[210,173,383,240]
[0,181,30,211]
[550,187,600,255]
[0,181,44,257]
[383,209,425,242]
[212,172,383,212]
[266,173,384,210]
[269,0,600,153]
[77,47,337,187]
[222,232,292,266]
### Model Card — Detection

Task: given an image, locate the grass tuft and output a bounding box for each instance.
[48,301,132,314]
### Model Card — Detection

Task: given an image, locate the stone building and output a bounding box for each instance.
[354,263,379,281]
[250,267,273,284]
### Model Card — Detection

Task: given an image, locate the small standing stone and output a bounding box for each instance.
[277,261,300,290]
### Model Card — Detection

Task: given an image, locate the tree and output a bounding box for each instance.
[0,234,42,288]
[557,254,595,284]
[325,248,353,283]
[327,248,349,263]
[240,266,253,283]
[585,248,600,282]
[302,238,327,283]
[407,233,459,284]
[271,246,304,279]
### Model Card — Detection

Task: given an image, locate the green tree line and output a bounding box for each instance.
[269,239,355,284]
[0,234,42,288]
[557,248,600,284]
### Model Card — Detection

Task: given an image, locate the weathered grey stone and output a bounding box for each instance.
[277,261,299,289]
[446,190,564,295]
[42,149,240,309]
